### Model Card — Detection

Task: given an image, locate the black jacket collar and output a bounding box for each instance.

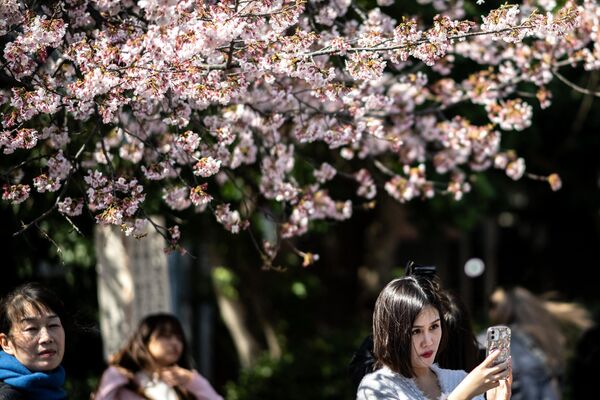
[0,381,24,400]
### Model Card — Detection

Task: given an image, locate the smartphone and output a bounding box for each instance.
[486,325,511,366]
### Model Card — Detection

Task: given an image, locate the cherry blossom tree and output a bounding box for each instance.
[1,0,597,266]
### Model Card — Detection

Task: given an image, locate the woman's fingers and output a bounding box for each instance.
[487,358,510,377]
[486,378,511,400]
[465,354,512,398]
[484,380,501,392]
[491,369,510,382]
[159,366,193,387]
[160,367,183,386]
[481,349,502,367]
[495,358,510,370]
[487,360,511,389]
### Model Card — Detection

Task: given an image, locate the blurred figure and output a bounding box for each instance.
[94,313,222,400]
[569,310,600,399]
[356,275,511,400]
[349,263,482,391]
[0,283,68,400]
[486,287,565,400]
[348,334,376,391]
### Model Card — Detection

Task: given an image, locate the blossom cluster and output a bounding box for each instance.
[1,0,597,262]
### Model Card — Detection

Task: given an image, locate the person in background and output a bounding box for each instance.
[356,275,511,400]
[94,313,222,400]
[349,262,482,391]
[485,286,584,400]
[0,282,68,400]
[569,309,600,399]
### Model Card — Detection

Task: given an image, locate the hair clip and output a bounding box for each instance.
[406,260,437,278]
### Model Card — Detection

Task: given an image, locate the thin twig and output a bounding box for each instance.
[300,24,538,58]
[63,214,83,236]
[553,69,600,97]
[13,184,67,237]
[373,159,395,176]
[35,222,65,265]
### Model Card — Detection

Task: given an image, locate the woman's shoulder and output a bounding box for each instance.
[94,365,134,398]
[360,366,402,383]
[185,369,224,400]
[101,366,133,380]
[357,367,413,399]
[0,382,24,400]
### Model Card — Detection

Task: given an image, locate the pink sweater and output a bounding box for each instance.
[94,366,223,400]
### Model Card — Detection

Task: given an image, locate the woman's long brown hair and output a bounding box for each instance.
[108,313,195,400]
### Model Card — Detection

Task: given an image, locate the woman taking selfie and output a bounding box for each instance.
[349,263,483,391]
[0,283,68,400]
[357,276,512,400]
[94,313,222,400]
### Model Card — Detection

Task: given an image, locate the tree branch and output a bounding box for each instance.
[553,69,600,98]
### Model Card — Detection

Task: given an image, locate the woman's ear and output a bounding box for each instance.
[0,333,16,355]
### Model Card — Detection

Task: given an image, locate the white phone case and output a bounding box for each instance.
[486,325,511,365]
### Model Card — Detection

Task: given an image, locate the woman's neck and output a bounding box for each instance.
[413,366,441,400]
[412,364,432,378]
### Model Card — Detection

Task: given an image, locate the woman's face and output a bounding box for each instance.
[147,332,183,367]
[0,303,65,372]
[410,305,442,373]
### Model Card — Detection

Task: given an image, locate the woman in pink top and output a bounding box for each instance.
[94,313,222,400]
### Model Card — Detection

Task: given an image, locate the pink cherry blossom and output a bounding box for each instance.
[163,186,191,211]
[193,156,222,177]
[547,173,562,191]
[215,204,249,234]
[2,184,30,204]
[1,0,591,257]
[314,163,337,183]
[58,197,84,217]
[506,157,526,180]
[486,99,533,131]
[190,184,213,209]
[355,169,377,199]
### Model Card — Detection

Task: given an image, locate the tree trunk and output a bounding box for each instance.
[211,267,262,368]
[95,221,171,360]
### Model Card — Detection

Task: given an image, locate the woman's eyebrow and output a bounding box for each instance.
[19,314,59,322]
[412,318,441,328]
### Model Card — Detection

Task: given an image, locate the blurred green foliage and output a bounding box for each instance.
[225,328,365,400]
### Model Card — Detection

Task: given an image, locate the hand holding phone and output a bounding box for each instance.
[486,325,511,366]
[452,328,512,400]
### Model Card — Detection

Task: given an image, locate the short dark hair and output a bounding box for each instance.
[372,276,447,377]
[112,313,191,372]
[0,282,65,335]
